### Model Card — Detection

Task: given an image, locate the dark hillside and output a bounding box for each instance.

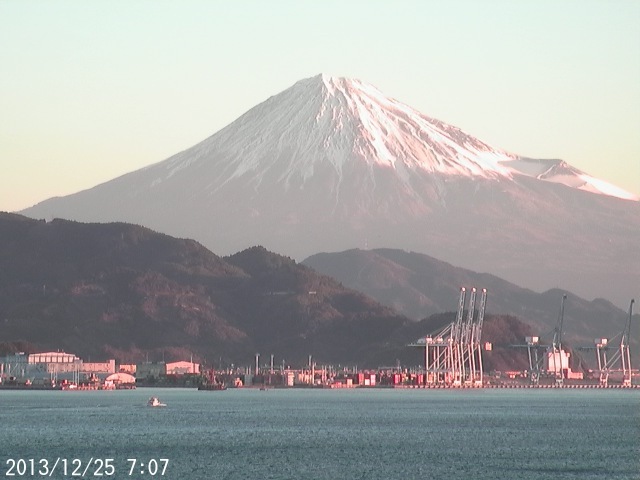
[0,214,553,370]
[0,214,411,366]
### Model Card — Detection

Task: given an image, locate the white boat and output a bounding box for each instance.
[147,396,166,407]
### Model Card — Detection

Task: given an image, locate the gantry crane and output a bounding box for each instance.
[593,299,634,386]
[411,287,488,387]
[519,294,567,385]
[549,294,568,386]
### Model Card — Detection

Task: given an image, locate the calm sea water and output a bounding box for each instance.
[0,388,638,480]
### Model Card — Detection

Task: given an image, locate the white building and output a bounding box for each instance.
[0,351,114,380]
[165,361,200,375]
[546,349,583,380]
[546,350,571,373]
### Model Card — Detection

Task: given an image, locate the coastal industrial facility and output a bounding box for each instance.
[0,290,636,390]
[0,352,199,390]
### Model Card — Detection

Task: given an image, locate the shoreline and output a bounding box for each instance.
[1,381,638,391]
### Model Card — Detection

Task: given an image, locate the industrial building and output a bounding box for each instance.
[0,351,115,385]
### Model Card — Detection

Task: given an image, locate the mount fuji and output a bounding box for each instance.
[21,74,640,307]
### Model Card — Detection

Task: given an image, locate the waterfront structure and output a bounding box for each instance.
[135,360,200,378]
[545,349,583,380]
[166,360,200,375]
[2,351,78,379]
[104,372,136,388]
[593,299,635,386]
[0,351,116,386]
[411,287,488,387]
[521,295,568,385]
[135,362,165,380]
[118,364,136,374]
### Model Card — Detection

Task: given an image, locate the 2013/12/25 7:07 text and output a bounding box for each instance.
[3,458,169,477]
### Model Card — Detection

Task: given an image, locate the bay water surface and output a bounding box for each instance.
[1,388,638,480]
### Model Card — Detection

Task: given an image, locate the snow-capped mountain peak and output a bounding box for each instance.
[151,74,636,201]
[20,74,640,307]
[156,74,518,193]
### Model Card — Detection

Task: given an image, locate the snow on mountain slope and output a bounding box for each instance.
[23,74,634,208]
[20,74,640,307]
[144,74,636,201]
[502,157,638,200]
[154,74,515,188]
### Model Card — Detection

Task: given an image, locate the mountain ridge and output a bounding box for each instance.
[0,213,594,371]
[20,74,640,307]
[303,248,639,367]
[0,213,413,365]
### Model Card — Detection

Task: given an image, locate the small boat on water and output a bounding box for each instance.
[147,397,166,407]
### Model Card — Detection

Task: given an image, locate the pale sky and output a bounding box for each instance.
[1,0,639,212]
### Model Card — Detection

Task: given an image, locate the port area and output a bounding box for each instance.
[233,369,640,389]
[2,367,638,391]
[217,380,639,390]
[0,384,132,391]
[0,377,136,391]
[1,379,637,390]
[211,371,640,390]
[393,382,640,389]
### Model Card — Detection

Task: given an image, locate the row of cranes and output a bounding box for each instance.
[412,288,635,387]
[411,287,488,387]
[523,296,635,387]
